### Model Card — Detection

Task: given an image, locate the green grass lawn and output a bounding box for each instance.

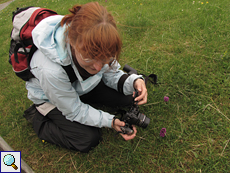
[0,0,229,172]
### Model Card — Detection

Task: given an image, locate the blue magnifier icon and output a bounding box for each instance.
[3,154,18,170]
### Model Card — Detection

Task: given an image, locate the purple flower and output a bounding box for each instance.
[164,96,169,102]
[160,128,166,137]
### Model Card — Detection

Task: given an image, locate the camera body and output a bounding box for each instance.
[120,99,150,134]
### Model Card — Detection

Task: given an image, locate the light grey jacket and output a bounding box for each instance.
[26,15,142,128]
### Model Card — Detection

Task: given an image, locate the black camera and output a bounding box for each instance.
[118,64,151,134]
[119,90,150,134]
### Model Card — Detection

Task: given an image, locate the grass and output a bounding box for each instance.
[0,0,230,172]
[0,0,11,4]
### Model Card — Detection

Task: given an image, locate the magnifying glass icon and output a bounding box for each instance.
[3,154,18,170]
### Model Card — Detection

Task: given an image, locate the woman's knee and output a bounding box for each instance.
[75,128,102,153]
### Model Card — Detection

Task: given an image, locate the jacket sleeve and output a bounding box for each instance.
[37,65,114,128]
[102,61,143,95]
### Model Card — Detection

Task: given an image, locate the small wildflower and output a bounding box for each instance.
[201,2,204,4]
[198,8,200,10]
[160,128,166,137]
[193,1,195,4]
[164,96,169,102]
[182,9,183,11]
[140,3,143,5]
[105,0,107,2]
[206,1,209,3]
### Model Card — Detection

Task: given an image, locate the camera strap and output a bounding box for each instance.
[141,73,158,85]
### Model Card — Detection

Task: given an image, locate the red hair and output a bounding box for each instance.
[61,2,122,62]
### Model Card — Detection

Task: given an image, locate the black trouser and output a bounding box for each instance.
[33,80,133,153]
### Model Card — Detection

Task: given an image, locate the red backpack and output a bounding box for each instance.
[9,6,57,81]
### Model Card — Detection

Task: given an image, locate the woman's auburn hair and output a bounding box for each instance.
[61,2,122,62]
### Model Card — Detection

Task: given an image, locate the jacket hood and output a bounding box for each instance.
[32,15,71,66]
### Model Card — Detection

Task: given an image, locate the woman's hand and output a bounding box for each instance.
[133,78,148,105]
[112,118,137,140]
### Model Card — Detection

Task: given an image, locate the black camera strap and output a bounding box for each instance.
[141,73,158,85]
[122,64,158,86]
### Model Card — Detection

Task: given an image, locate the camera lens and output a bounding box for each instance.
[138,113,150,128]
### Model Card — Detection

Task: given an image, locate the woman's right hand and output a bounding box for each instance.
[112,118,137,140]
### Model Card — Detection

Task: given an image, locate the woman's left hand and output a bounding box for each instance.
[133,78,148,105]
[112,118,137,141]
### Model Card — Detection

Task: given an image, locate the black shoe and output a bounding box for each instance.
[23,104,37,124]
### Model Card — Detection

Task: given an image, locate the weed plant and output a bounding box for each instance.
[0,0,229,172]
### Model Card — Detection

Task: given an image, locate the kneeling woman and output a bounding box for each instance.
[26,2,147,152]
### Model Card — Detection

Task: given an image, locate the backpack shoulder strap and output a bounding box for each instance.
[61,65,78,83]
